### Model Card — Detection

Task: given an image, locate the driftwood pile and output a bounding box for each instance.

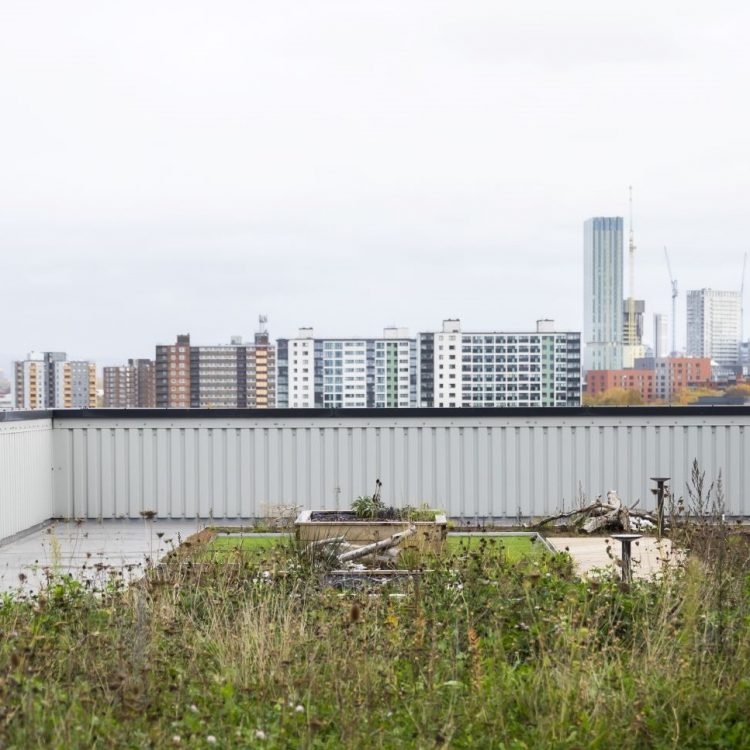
[534,491,658,533]
[307,525,417,571]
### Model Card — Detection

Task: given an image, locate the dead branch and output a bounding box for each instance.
[336,526,416,563]
[534,490,660,534]
[531,501,605,528]
[306,536,346,549]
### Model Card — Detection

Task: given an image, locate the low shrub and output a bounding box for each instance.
[1,534,749,747]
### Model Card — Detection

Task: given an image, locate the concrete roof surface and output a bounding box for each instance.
[0,519,204,595]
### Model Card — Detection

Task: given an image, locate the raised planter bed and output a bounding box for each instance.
[295,509,448,554]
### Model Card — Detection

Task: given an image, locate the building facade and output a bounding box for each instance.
[13,358,47,409]
[14,352,96,409]
[155,332,275,409]
[587,356,712,402]
[686,289,741,369]
[584,217,624,371]
[155,335,191,408]
[418,319,581,408]
[622,298,646,368]
[586,369,656,402]
[276,327,417,409]
[653,313,668,359]
[103,358,156,408]
[640,356,712,401]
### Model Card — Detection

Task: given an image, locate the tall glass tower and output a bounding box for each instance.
[584,217,623,371]
[686,289,741,368]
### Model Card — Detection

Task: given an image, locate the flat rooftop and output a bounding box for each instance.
[0,519,203,594]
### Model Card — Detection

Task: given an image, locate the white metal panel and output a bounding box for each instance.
[47,414,750,521]
[0,419,53,542]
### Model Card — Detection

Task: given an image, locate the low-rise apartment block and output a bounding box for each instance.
[635,356,712,400]
[586,369,656,402]
[586,356,712,402]
[418,319,581,407]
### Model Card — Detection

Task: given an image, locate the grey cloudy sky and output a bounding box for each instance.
[2,1,749,370]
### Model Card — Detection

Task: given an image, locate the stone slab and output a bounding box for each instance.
[548,535,679,579]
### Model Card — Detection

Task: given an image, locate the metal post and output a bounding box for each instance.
[611,533,642,583]
[650,477,670,541]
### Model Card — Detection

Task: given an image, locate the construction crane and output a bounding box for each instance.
[625,187,636,351]
[664,247,678,356]
[741,253,747,348]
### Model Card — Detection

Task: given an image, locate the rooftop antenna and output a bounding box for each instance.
[626,186,636,349]
[258,314,268,333]
[664,247,678,356]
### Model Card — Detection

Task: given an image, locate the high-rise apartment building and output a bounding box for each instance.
[246,329,274,408]
[418,319,581,408]
[584,217,624,371]
[103,358,156,408]
[276,327,417,408]
[14,352,96,409]
[155,335,191,408]
[686,289,741,369]
[103,365,136,407]
[155,330,276,408]
[189,332,276,408]
[653,314,668,359]
[133,358,156,407]
[375,328,416,408]
[14,357,47,409]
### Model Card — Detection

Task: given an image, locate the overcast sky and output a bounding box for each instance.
[1,1,749,371]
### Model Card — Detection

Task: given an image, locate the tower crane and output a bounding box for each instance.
[664,247,678,356]
[626,187,636,349]
[741,252,747,352]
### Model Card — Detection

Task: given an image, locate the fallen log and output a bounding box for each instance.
[531,501,606,528]
[534,490,660,534]
[337,525,417,563]
[306,536,346,549]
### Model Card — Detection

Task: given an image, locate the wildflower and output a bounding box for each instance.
[206,736,217,745]
[295,704,304,713]
[172,737,181,745]
[254,729,267,740]
[189,704,199,713]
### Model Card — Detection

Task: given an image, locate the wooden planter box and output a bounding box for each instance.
[295,510,448,554]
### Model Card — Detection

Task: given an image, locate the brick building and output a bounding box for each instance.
[155,335,191,408]
[103,358,156,408]
[585,369,656,402]
[155,329,275,409]
[586,356,712,402]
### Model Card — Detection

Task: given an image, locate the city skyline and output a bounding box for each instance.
[2,2,750,372]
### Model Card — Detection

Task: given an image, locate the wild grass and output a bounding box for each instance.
[205,533,538,564]
[446,535,540,562]
[1,532,749,748]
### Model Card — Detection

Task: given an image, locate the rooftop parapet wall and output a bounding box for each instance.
[47,407,750,521]
[0,418,53,543]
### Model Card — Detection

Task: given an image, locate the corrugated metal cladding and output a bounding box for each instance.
[51,414,750,520]
[0,419,54,542]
